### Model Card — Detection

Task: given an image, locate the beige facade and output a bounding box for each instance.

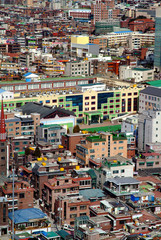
[76,133,127,165]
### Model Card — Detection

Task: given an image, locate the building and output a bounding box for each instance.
[42,176,79,215]
[64,60,93,77]
[119,66,154,83]
[8,208,50,234]
[1,86,141,122]
[154,7,161,71]
[138,110,161,151]
[55,195,90,226]
[76,133,127,165]
[1,179,34,211]
[0,100,9,177]
[95,155,134,188]
[136,152,161,171]
[91,0,119,25]
[68,9,91,22]
[71,43,99,58]
[0,197,8,236]
[32,162,66,199]
[36,124,67,145]
[21,103,76,130]
[62,133,89,156]
[103,177,140,200]
[128,18,154,32]
[0,76,96,93]
[139,87,161,113]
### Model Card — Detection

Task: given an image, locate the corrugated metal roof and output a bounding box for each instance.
[8,208,47,224]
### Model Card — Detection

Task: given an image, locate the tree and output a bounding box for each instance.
[73,125,80,133]
[34,146,41,158]
[25,147,31,156]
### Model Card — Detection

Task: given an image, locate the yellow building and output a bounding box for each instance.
[71,35,89,45]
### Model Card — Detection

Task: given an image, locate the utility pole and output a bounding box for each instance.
[12,164,15,240]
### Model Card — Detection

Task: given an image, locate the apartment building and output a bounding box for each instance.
[138,110,161,151]
[32,162,66,199]
[36,124,67,145]
[91,0,119,25]
[1,179,34,212]
[42,176,79,214]
[4,112,40,139]
[55,195,90,226]
[62,133,89,156]
[136,152,161,170]
[76,133,127,165]
[104,177,140,200]
[139,87,161,113]
[0,197,8,236]
[64,60,93,76]
[95,155,134,188]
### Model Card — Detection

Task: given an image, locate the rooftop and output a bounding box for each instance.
[8,208,47,224]
[86,135,106,142]
[105,177,140,185]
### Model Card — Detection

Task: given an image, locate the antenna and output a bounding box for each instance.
[12,164,15,240]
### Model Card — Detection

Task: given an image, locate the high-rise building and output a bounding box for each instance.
[91,0,119,25]
[154,7,161,71]
[138,109,161,151]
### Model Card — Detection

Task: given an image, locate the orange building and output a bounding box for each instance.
[76,133,127,165]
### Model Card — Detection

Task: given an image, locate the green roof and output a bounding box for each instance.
[41,231,59,238]
[0,75,96,85]
[112,133,127,141]
[146,80,161,87]
[81,124,121,133]
[57,230,70,239]
[40,124,61,129]
[86,136,106,142]
[132,67,151,71]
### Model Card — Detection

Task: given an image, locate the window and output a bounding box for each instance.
[85,102,89,105]
[80,205,87,210]
[119,141,123,143]
[91,102,95,105]
[1,149,5,152]
[46,100,50,103]
[94,143,99,146]
[113,170,119,174]
[121,169,124,173]
[119,147,123,150]
[70,207,77,211]
[70,214,77,218]
[139,162,145,166]
[156,162,159,165]
[91,107,95,110]
[52,99,57,103]
[90,149,95,153]
[102,148,105,151]
[90,155,95,158]
[85,97,89,100]
[19,193,25,198]
[91,96,95,99]
[116,94,120,97]
[59,99,63,102]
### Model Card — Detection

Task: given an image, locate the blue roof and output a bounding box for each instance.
[79,189,105,200]
[114,30,132,33]
[8,208,47,224]
[0,89,6,93]
[23,72,32,77]
[86,43,95,45]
